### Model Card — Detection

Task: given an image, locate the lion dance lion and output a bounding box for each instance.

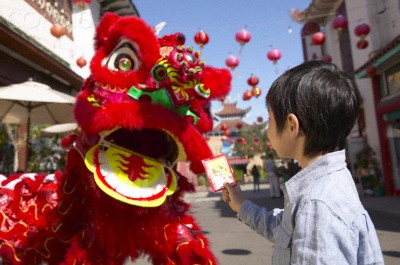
[0,13,231,265]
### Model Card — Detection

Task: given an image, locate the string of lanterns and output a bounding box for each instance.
[193,26,283,104]
[194,30,209,49]
[224,27,251,71]
[72,0,92,10]
[49,1,91,69]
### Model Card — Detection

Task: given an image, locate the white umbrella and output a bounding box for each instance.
[42,123,78,134]
[0,80,76,169]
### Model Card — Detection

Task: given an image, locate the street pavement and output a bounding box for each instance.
[127,183,400,264]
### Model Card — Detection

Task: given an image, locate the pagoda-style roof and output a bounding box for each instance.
[214,102,251,118]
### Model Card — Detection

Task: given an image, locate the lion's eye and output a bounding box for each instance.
[184,53,196,64]
[105,40,140,72]
[117,57,133,71]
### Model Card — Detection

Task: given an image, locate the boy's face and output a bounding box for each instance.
[267,108,293,159]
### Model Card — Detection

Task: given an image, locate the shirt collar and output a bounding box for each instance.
[281,150,347,204]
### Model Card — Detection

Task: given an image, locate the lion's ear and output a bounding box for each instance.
[94,12,120,49]
[201,66,232,101]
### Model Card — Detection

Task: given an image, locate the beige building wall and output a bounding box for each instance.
[345,0,400,165]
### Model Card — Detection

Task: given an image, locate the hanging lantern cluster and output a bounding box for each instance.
[219,123,231,140]
[242,89,252,101]
[73,0,92,10]
[76,56,87,68]
[50,23,66,39]
[267,48,282,74]
[235,27,251,55]
[245,74,262,100]
[247,74,259,87]
[224,27,252,72]
[366,65,377,77]
[225,54,240,71]
[332,15,348,33]
[194,30,209,49]
[354,23,371,50]
[267,48,282,65]
[235,27,251,46]
[311,32,325,45]
[320,54,332,62]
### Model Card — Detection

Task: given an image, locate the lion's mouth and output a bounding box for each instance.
[104,128,179,167]
[84,128,181,207]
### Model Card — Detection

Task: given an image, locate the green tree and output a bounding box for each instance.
[232,123,273,158]
[28,125,67,173]
[0,123,14,174]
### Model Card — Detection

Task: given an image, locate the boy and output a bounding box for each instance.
[222,61,384,264]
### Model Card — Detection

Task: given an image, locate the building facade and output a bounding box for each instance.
[298,0,400,195]
[0,0,138,171]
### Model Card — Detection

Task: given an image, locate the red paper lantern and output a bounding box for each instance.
[267,48,282,64]
[225,54,240,70]
[73,0,92,10]
[235,28,251,46]
[321,55,332,62]
[50,24,66,38]
[366,66,377,77]
[251,86,262,98]
[247,74,259,86]
[194,30,209,48]
[354,23,370,40]
[236,123,243,129]
[224,129,231,137]
[332,15,348,32]
[242,90,252,101]
[220,124,228,131]
[257,116,263,123]
[76,57,87,68]
[357,39,369,49]
[267,142,272,150]
[312,32,325,45]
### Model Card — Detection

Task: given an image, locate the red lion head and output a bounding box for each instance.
[74,13,231,208]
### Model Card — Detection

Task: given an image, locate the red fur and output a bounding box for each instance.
[0,13,231,264]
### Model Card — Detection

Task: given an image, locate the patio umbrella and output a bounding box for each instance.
[0,80,76,169]
[42,123,78,134]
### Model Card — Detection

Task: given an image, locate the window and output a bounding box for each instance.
[380,63,400,99]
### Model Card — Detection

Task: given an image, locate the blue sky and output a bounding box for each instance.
[134,0,311,124]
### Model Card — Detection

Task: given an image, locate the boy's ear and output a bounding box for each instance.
[287,113,300,138]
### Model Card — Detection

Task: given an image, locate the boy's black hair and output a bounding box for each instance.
[266,60,360,157]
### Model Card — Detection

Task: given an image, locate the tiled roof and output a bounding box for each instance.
[214,102,251,117]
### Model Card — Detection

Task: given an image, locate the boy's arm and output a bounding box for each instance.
[222,183,284,242]
[237,200,284,242]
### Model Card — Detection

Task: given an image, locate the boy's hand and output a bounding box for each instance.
[221,183,245,213]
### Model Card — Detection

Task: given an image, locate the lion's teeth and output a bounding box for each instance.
[116,183,132,197]
[105,174,121,189]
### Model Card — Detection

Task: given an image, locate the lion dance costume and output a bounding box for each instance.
[0,13,231,264]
